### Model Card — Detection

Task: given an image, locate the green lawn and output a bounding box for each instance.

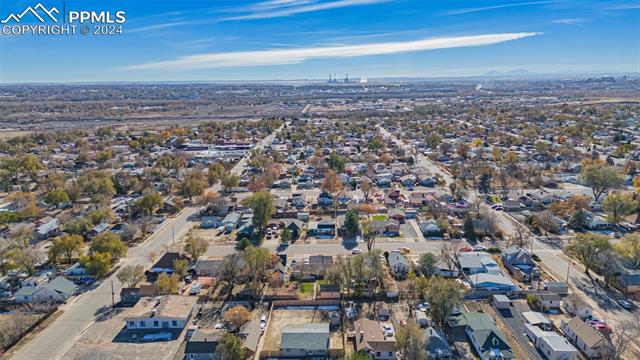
[299,282,315,294]
[372,214,388,221]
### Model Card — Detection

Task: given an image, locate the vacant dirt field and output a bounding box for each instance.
[263,308,340,353]
[0,313,42,351]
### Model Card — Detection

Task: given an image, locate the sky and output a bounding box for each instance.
[0,0,638,83]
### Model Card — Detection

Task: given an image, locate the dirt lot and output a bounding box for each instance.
[262,308,342,353]
[62,306,191,360]
[0,312,42,351]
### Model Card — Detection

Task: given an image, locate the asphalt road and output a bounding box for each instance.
[8,127,283,360]
[378,126,640,328]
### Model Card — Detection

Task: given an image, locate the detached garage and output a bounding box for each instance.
[492,294,512,309]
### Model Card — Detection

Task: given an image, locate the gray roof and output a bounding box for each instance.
[43,276,77,296]
[14,286,39,297]
[281,323,329,351]
[388,252,410,268]
[424,327,451,356]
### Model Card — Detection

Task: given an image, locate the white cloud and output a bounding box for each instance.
[221,0,392,21]
[122,32,541,71]
[551,18,587,25]
[442,0,560,16]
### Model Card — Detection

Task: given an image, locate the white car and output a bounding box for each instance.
[260,315,267,323]
[351,248,362,254]
[382,324,394,337]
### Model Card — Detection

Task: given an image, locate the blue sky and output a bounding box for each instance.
[0,0,638,83]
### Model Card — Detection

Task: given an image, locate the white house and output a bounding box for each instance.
[388,252,410,277]
[561,317,611,359]
[125,295,197,333]
[525,324,578,360]
[14,276,77,303]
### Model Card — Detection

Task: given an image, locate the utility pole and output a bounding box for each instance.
[172,225,175,245]
[111,279,115,308]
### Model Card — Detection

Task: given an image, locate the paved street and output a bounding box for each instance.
[378,126,640,329]
[8,127,283,360]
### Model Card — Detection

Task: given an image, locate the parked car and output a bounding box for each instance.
[382,324,394,337]
[618,299,634,310]
[351,248,362,254]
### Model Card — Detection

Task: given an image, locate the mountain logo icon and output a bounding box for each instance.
[1,3,59,23]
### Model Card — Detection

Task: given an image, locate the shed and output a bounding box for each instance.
[492,294,512,309]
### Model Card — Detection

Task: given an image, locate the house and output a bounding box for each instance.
[282,219,304,240]
[501,246,540,282]
[125,295,197,336]
[64,262,91,279]
[464,312,514,359]
[14,276,77,303]
[388,208,405,223]
[561,317,612,359]
[434,256,459,278]
[354,318,397,360]
[290,255,334,281]
[537,293,562,309]
[185,328,222,360]
[291,193,307,208]
[317,192,334,206]
[317,284,340,299]
[150,252,191,276]
[371,219,400,236]
[420,219,442,236]
[424,326,452,359]
[222,212,242,232]
[313,221,336,237]
[200,216,222,229]
[280,323,330,358]
[457,252,500,275]
[468,273,518,293]
[388,252,410,278]
[610,268,640,294]
[562,294,592,319]
[119,287,141,305]
[524,324,577,360]
[35,217,60,239]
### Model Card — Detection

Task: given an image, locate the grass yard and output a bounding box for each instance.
[299,282,315,294]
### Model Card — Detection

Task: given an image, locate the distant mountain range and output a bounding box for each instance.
[483,69,531,77]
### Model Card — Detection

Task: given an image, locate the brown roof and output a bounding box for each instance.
[153,252,191,270]
[354,318,396,353]
[565,317,607,349]
[138,284,158,297]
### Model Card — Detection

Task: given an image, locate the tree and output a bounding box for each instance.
[569,209,589,231]
[360,178,373,202]
[207,163,226,185]
[241,246,271,291]
[49,234,84,264]
[424,277,465,329]
[156,273,180,294]
[531,210,559,237]
[173,259,189,279]
[477,172,492,194]
[134,190,163,216]
[417,252,438,277]
[344,209,360,238]
[44,189,69,207]
[566,233,612,276]
[81,252,112,278]
[221,174,240,192]
[241,191,275,238]
[580,163,623,202]
[64,217,91,235]
[224,305,251,329]
[463,213,475,240]
[281,227,292,243]
[180,172,207,201]
[321,169,343,196]
[116,264,145,288]
[216,333,245,360]
[395,319,427,360]
[184,235,208,260]
[342,352,371,360]
[615,233,640,269]
[327,151,346,173]
[89,233,127,261]
[218,253,242,290]
[508,221,532,249]
[602,193,635,224]
[236,236,252,251]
